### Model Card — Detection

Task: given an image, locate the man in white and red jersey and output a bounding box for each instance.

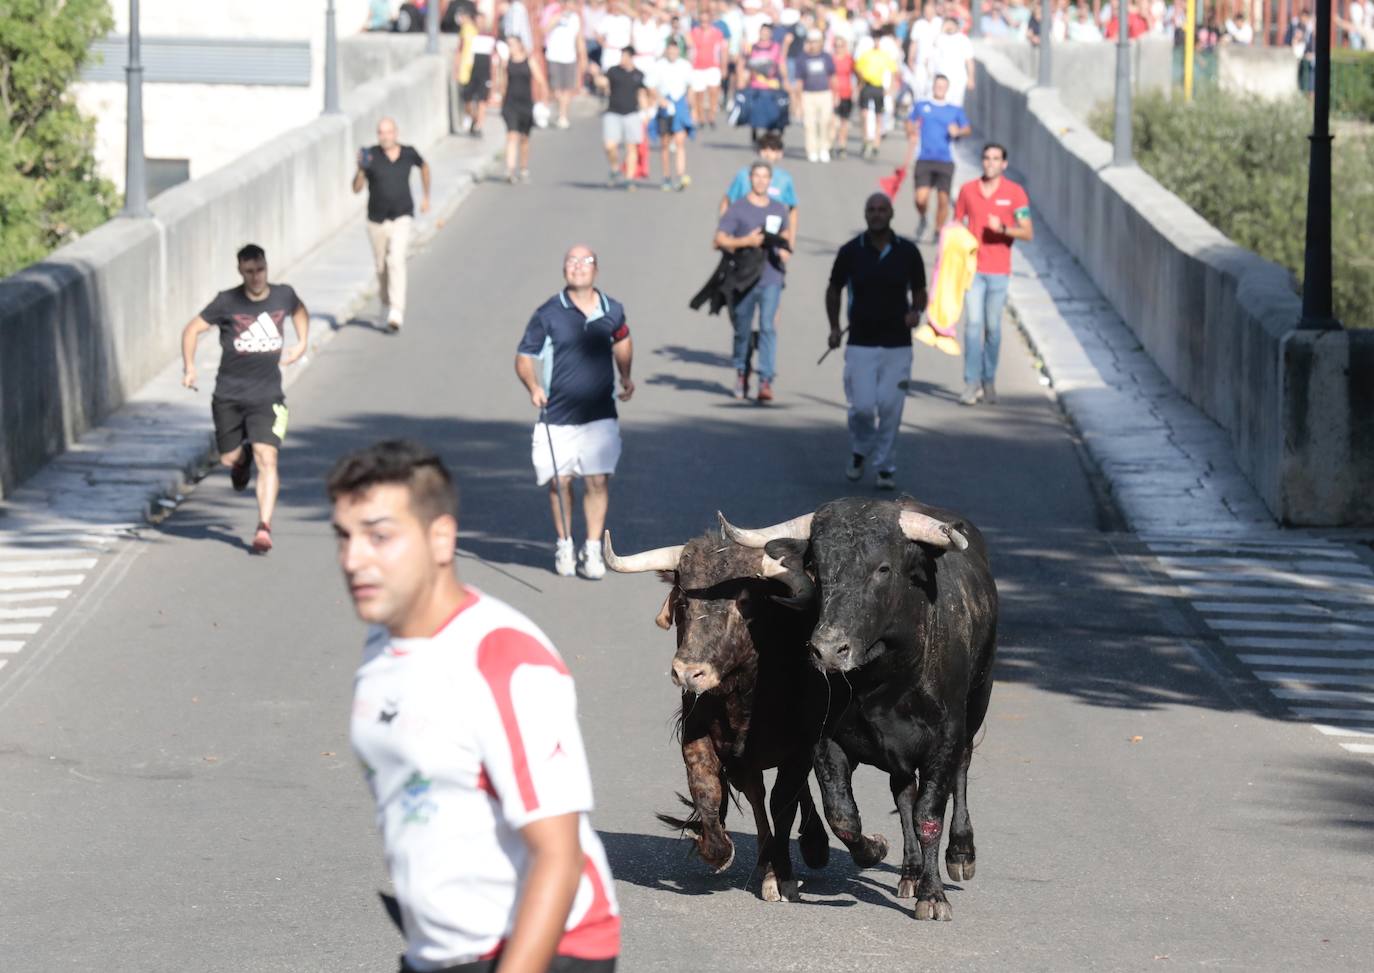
[688,3,726,128]
[332,440,619,973]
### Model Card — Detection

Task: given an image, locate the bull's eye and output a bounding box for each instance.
[877,563,892,576]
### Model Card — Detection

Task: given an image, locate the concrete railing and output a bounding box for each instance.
[969,42,1373,526]
[0,38,448,499]
[982,37,1173,120]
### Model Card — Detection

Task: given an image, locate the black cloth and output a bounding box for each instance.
[605,65,645,115]
[828,233,926,348]
[199,284,302,401]
[399,956,616,973]
[360,144,425,222]
[211,397,286,453]
[689,234,790,317]
[505,58,534,109]
[463,54,492,101]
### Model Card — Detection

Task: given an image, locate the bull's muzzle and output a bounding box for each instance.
[671,658,721,694]
[807,628,854,672]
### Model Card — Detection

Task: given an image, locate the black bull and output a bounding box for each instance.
[610,495,997,920]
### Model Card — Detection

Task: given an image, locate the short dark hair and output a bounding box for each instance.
[622,44,636,57]
[933,73,949,84]
[749,160,773,178]
[327,440,458,525]
[756,131,784,152]
[983,142,1008,162]
[237,243,266,264]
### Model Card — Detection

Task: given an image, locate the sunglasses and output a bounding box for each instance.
[565,256,597,267]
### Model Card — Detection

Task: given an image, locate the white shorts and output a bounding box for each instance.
[532,418,622,485]
[691,66,722,92]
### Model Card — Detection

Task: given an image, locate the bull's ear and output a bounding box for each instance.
[654,589,678,630]
[764,537,809,561]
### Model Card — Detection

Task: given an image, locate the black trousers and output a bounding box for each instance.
[400,956,616,973]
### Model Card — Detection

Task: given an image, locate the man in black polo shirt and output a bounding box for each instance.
[352,117,431,332]
[825,193,927,490]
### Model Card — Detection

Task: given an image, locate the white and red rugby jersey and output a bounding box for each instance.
[350,589,620,972]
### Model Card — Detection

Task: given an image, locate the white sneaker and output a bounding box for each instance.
[807,152,820,163]
[580,541,606,580]
[554,539,576,577]
[819,150,830,163]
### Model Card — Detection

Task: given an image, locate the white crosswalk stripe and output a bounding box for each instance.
[0,527,128,676]
[1146,536,1374,763]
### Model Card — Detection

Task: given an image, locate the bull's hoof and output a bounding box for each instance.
[945,853,976,882]
[850,833,889,869]
[914,891,953,921]
[799,827,831,869]
[896,877,918,899]
[699,834,735,873]
[779,880,801,902]
[760,874,801,902]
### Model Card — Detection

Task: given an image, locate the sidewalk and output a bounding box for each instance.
[949,139,1278,538]
[0,128,504,538]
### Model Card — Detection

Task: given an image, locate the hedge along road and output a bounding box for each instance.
[0,110,1370,972]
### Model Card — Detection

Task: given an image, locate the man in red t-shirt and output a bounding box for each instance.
[689,4,727,128]
[952,142,1033,405]
[1105,0,1152,39]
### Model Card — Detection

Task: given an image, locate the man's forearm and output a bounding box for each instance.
[825,288,842,331]
[181,326,199,371]
[497,849,582,973]
[514,354,541,394]
[421,165,432,200]
[293,307,311,347]
[613,340,633,380]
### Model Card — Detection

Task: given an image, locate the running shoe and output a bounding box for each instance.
[808,153,819,163]
[834,145,847,159]
[916,213,928,243]
[519,169,531,183]
[733,371,748,400]
[556,117,571,129]
[846,453,865,482]
[581,542,606,581]
[757,380,774,403]
[982,381,998,405]
[820,150,830,163]
[959,383,983,406]
[662,179,673,192]
[680,173,692,189]
[506,170,517,185]
[251,522,273,554]
[230,450,253,492]
[608,169,619,188]
[554,539,576,577]
[876,471,897,491]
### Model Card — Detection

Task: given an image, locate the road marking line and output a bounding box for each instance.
[0,547,109,559]
[1206,619,1370,635]
[1161,565,1374,591]
[1257,672,1374,688]
[1193,601,1374,621]
[1156,556,1370,575]
[1291,707,1374,721]
[0,575,86,592]
[1145,541,1356,559]
[0,660,6,671]
[1175,584,1374,605]
[1240,654,1374,670]
[0,558,99,574]
[0,641,25,653]
[0,590,73,604]
[1313,724,1374,738]
[0,623,42,636]
[1339,743,1374,755]
[0,606,56,620]
[1222,636,1372,652]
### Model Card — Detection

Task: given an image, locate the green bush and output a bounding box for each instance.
[1332,49,1374,121]
[0,0,119,279]
[1091,90,1373,329]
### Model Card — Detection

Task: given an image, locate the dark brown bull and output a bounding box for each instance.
[603,529,833,901]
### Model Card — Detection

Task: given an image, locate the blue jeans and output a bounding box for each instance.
[963,272,1010,387]
[730,282,781,382]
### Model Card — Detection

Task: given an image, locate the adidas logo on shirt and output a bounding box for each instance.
[234,312,285,354]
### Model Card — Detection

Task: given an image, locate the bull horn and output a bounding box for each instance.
[602,531,684,573]
[716,511,814,549]
[898,510,969,551]
[759,553,788,578]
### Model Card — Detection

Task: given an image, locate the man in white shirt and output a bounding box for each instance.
[544,3,588,127]
[631,6,667,73]
[597,0,634,72]
[649,41,696,190]
[931,14,974,107]
[334,440,620,973]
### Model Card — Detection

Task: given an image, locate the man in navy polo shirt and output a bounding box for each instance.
[908,74,970,242]
[515,245,635,580]
[825,194,927,490]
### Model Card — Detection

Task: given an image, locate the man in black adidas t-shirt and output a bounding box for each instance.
[181,243,309,554]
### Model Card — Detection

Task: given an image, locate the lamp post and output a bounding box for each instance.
[1038,0,1053,86]
[324,0,341,114]
[120,0,149,217]
[1112,0,1132,165]
[426,0,440,53]
[1299,0,1339,329]
[971,0,982,38]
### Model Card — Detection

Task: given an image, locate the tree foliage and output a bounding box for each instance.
[1091,90,1373,330]
[0,0,119,278]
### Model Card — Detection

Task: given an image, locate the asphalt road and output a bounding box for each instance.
[1,108,1371,972]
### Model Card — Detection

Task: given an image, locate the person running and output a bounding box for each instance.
[931,14,974,107]
[514,246,635,579]
[953,142,1033,405]
[689,3,727,128]
[602,46,647,187]
[715,161,791,403]
[180,244,308,554]
[597,0,634,73]
[352,117,430,332]
[854,27,899,158]
[332,440,621,973]
[648,40,695,191]
[825,194,927,491]
[456,10,496,137]
[742,21,788,142]
[497,34,549,184]
[543,1,587,129]
[796,29,835,163]
[830,34,855,158]
[908,73,970,241]
[719,131,798,242]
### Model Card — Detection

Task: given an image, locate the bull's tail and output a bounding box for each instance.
[655,793,704,835]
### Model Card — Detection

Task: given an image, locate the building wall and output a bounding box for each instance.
[74,1,374,192]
